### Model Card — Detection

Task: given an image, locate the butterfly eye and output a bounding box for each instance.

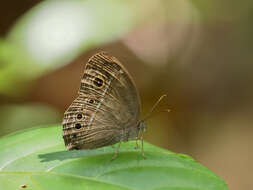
[75,123,82,129]
[89,99,94,104]
[93,77,104,88]
[76,113,83,120]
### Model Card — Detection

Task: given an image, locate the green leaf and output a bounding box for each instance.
[0,104,61,136]
[0,126,228,190]
[0,0,143,96]
[8,0,141,67]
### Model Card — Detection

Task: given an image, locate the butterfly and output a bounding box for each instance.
[62,52,166,159]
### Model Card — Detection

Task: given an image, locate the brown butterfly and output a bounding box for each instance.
[62,52,166,159]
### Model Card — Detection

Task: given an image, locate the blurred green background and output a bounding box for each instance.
[0,0,252,189]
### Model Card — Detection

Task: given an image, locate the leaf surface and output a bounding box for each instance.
[0,126,228,190]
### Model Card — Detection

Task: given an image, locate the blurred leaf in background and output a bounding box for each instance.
[0,104,61,136]
[0,0,146,97]
[0,0,198,97]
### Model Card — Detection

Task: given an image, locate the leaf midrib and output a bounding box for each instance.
[0,142,63,170]
[1,147,217,180]
[1,142,218,180]
[0,171,135,190]
[0,170,221,190]
[0,164,223,185]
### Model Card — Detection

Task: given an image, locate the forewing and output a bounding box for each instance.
[62,52,141,149]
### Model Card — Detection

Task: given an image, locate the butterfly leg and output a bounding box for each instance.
[111,141,121,160]
[141,135,146,159]
[134,137,139,149]
[135,130,142,149]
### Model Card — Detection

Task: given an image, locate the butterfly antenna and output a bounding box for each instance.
[142,94,169,122]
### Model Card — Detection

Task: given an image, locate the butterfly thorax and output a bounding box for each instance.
[120,121,146,142]
[138,121,147,132]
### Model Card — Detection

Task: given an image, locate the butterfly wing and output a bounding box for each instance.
[62,52,141,150]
